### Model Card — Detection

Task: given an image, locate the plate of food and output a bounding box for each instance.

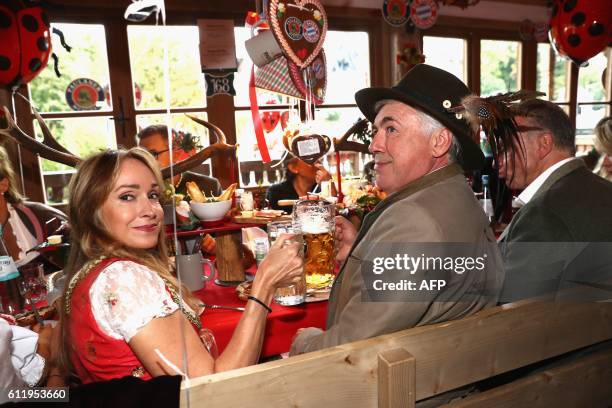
[188,182,236,222]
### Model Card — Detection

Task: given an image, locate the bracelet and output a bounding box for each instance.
[247,295,272,313]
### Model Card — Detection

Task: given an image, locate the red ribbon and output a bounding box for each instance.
[249,65,271,163]
[335,150,343,203]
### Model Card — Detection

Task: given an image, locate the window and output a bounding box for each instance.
[128,26,213,175]
[536,43,570,103]
[28,23,114,204]
[576,51,610,146]
[312,30,372,179]
[480,40,520,96]
[423,36,467,83]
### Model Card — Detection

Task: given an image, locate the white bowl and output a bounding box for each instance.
[190,200,232,222]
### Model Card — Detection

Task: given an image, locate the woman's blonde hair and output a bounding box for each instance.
[57,147,199,381]
[0,145,24,204]
[594,116,612,156]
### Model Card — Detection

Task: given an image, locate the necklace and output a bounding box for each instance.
[64,256,107,315]
[161,277,202,330]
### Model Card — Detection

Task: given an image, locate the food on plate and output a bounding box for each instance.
[217,183,237,201]
[187,182,237,203]
[186,181,207,203]
[254,209,285,218]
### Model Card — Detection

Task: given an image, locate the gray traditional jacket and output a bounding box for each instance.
[291,164,504,354]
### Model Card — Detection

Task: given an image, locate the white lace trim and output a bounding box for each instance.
[6,204,39,267]
[90,261,179,342]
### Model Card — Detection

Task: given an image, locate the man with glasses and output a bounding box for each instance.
[497,99,612,302]
[137,124,222,198]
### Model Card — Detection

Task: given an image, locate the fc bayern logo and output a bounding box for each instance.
[410,0,438,30]
[302,20,320,43]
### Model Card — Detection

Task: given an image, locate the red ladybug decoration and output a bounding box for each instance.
[548,0,611,66]
[0,1,52,90]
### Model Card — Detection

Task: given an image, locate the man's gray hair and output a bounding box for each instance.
[373,99,460,163]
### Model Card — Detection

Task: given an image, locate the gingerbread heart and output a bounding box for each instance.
[288,49,327,105]
[290,133,331,164]
[269,0,328,69]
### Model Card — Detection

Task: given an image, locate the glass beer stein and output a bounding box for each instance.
[292,198,336,291]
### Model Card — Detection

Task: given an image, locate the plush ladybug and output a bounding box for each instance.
[548,0,611,66]
[0,1,51,90]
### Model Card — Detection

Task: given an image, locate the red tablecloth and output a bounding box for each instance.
[193,277,328,357]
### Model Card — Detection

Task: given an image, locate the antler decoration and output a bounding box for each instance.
[448,90,545,159]
[0,103,236,181]
[0,107,82,167]
[333,118,370,154]
[157,114,236,179]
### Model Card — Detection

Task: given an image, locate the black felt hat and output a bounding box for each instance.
[355,64,484,170]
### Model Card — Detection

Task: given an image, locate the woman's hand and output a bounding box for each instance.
[254,234,303,291]
[314,163,332,184]
[335,215,357,263]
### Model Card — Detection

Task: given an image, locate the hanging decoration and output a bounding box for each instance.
[123,0,166,23]
[548,0,611,66]
[533,22,549,42]
[396,42,425,72]
[288,49,326,104]
[519,19,535,41]
[410,0,439,30]
[268,0,327,69]
[204,73,236,97]
[0,1,52,90]
[261,110,281,132]
[381,0,411,28]
[282,130,331,164]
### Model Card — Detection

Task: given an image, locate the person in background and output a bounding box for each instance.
[58,148,302,384]
[137,125,222,197]
[0,146,68,267]
[593,116,612,182]
[266,153,336,213]
[291,64,504,359]
[137,125,221,254]
[496,100,612,302]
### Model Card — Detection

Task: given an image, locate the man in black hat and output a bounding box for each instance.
[291,64,504,355]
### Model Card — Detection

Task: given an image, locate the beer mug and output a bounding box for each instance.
[292,198,336,290]
[268,221,306,306]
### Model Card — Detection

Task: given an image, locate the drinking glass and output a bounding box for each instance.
[292,199,336,290]
[18,263,48,306]
[267,221,306,306]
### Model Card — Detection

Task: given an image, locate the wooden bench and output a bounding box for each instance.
[181,300,612,407]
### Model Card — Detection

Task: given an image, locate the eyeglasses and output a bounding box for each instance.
[516,125,545,133]
[146,148,170,159]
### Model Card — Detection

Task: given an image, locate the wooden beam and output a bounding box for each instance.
[378,348,415,408]
[12,87,45,202]
[446,349,612,407]
[180,301,612,407]
[105,19,138,148]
